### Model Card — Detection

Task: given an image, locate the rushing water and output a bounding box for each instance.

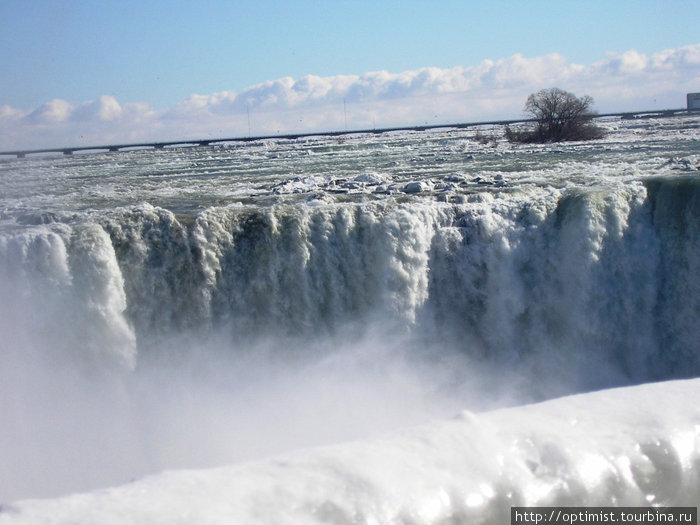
[1,116,699,515]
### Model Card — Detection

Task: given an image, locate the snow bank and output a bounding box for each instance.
[2,379,699,524]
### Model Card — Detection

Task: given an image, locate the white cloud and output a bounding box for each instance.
[24,99,74,124]
[480,53,569,89]
[72,96,123,122]
[0,105,25,122]
[2,43,699,151]
[599,49,649,75]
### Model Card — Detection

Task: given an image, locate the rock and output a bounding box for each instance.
[403,181,427,194]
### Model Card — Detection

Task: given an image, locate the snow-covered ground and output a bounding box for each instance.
[2,379,698,524]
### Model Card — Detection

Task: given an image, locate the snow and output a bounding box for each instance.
[2,379,698,524]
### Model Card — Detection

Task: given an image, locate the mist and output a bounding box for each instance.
[0,300,515,502]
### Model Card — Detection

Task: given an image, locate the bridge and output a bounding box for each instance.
[1,108,697,159]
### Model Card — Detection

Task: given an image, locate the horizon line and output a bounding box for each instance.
[2,107,696,158]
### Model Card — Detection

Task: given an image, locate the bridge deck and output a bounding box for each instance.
[1,109,697,158]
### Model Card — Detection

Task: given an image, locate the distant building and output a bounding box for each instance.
[688,93,700,110]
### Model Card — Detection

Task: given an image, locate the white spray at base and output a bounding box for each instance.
[1,378,699,524]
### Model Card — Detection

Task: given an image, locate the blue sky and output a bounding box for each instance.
[2,0,698,110]
[1,0,699,149]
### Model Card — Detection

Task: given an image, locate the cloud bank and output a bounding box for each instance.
[1,44,699,150]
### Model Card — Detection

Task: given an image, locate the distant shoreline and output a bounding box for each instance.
[2,107,698,159]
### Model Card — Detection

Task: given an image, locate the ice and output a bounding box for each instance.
[1,379,698,524]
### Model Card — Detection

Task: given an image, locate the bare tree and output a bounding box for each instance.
[506,88,604,143]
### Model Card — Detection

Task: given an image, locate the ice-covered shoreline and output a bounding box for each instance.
[2,378,698,524]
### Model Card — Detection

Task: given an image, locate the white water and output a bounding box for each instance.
[0,116,699,521]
